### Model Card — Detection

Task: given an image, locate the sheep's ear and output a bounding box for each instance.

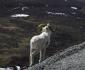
[37,24,45,32]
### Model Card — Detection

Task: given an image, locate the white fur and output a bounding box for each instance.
[29,24,52,66]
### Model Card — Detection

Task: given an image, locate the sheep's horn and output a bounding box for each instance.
[38,24,45,28]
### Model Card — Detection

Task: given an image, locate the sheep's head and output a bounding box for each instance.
[42,23,53,32]
[42,26,48,32]
[38,23,56,33]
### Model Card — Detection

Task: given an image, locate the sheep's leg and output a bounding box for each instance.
[42,48,46,60]
[39,50,43,63]
[30,51,34,66]
[30,49,38,66]
[39,49,46,63]
[29,54,32,66]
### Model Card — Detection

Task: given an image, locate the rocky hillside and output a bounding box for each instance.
[0,0,85,68]
[0,15,85,67]
[28,42,85,70]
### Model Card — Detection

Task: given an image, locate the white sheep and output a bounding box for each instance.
[29,23,52,66]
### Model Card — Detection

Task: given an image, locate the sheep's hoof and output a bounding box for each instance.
[39,59,41,63]
[39,59,43,63]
